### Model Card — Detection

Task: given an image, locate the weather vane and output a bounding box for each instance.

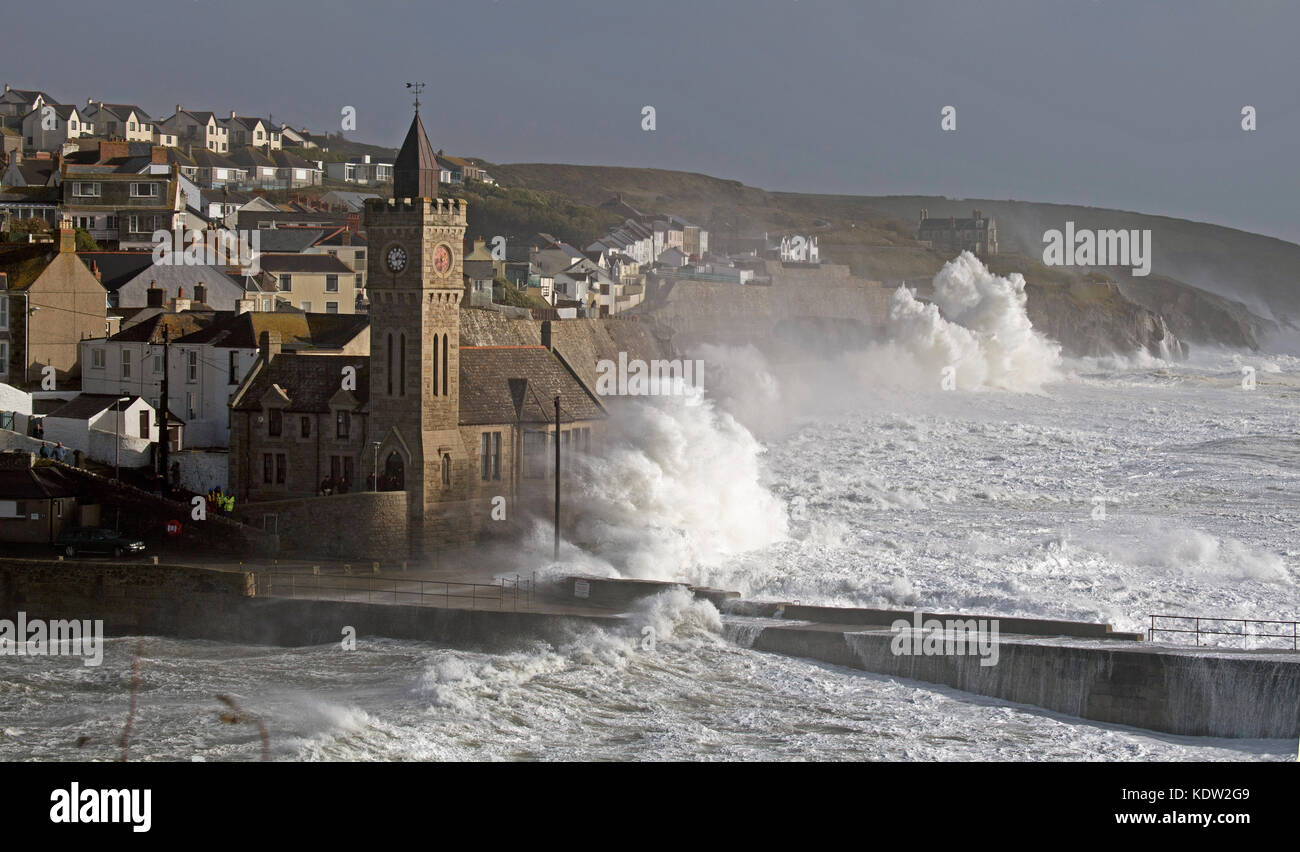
[405,81,425,113]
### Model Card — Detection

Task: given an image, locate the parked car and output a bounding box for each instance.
[54,527,146,558]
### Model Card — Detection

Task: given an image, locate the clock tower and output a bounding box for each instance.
[364,107,467,555]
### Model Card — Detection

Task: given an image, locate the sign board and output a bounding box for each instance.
[165,520,182,537]
[574,579,590,600]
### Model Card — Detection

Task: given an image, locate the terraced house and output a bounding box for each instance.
[160,107,229,153]
[259,252,360,314]
[83,101,155,142]
[61,160,187,249]
[220,113,282,150]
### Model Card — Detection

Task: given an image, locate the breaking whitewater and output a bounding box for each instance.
[2,254,1295,761]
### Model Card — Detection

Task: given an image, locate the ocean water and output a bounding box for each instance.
[2,256,1296,761]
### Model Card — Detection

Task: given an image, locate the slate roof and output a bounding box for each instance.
[108,310,218,343]
[0,463,80,499]
[256,253,354,274]
[459,346,605,425]
[92,103,153,123]
[46,393,141,421]
[313,227,367,247]
[77,251,155,291]
[254,229,324,253]
[177,310,368,351]
[233,354,369,413]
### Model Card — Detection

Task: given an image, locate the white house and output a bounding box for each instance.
[21,104,93,151]
[43,393,163,467]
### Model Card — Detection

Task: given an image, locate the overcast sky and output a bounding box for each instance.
[10,0,1299,241]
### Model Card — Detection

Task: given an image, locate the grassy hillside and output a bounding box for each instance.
[488,163,1300,332]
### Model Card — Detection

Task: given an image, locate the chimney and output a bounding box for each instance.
[920,208,928,221]
[146,283,164,307]
[230,110,236,119]
[541,320,553,351]
[973,209,982,221]
[175,104,182,115]
[151,146,166,164]
[346,212,359,233]
[258,329,281,364]
[362,154,370,164]
[58,218,75,253]
[236,298,253,315]
[193,283,207,304]
[90,261,101,282]
[172,297,191,312]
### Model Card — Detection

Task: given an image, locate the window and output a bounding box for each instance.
[0,342,6,377]
[130,182,159,198]
[121,349,132,379]
[279,274,292,292]
[355,250,366,263]
[128,215,140,233]
[336,410,350,439]
[153,353,162,373]
[480,432,501,481]
[187,350,198,382]
[325,274,339,292]
[228,351,239,384]
[330,455,354,487]
[431,334,439,397]
[186,392,196,420]
[0,298,7,328]
[325,302,338,314]
[139,410,150,438]
[355,274,363,290]
[74,182,101,197]
[70,120,78,130]
[261,299,271,311]
[327,250,337,257]
[386,334,393,396]
[441,453,451,487]
[263,453,273,484]
[91,348,105,369]
[442,335,448,396]
[276,453,287,484]
[268,408,282,437]
[523,430,547,479]
[301,416,311,438]
[399,333,406,396]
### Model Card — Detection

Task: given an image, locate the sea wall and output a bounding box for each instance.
[751,624,1300,739]
[0,558,617,648]
[635,262,893,353]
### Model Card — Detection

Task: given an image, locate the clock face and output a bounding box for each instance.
[433,244,452,275]
[385,244,408,273]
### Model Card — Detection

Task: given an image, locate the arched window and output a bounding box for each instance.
[386,334,393,396]
[441,453,451,487]
[432,334,439,397]
[399,333,406,396]
[442,334,449,396]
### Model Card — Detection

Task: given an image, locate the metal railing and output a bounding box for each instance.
[255,571,534,611]
[1147,613,1298,649]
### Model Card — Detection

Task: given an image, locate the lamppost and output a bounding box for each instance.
[113,394,129,535]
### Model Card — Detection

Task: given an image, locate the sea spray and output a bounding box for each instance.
[883,252,1062,392]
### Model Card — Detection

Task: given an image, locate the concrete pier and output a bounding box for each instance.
[742,620,1300,739]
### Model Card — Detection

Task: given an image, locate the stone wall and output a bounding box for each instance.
[236,490,408,561]
[634,262,892,353]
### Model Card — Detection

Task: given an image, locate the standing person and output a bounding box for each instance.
[38,442,49,458]
[53,442,66,462]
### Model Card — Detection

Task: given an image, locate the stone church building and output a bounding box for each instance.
[228,111,606,555]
